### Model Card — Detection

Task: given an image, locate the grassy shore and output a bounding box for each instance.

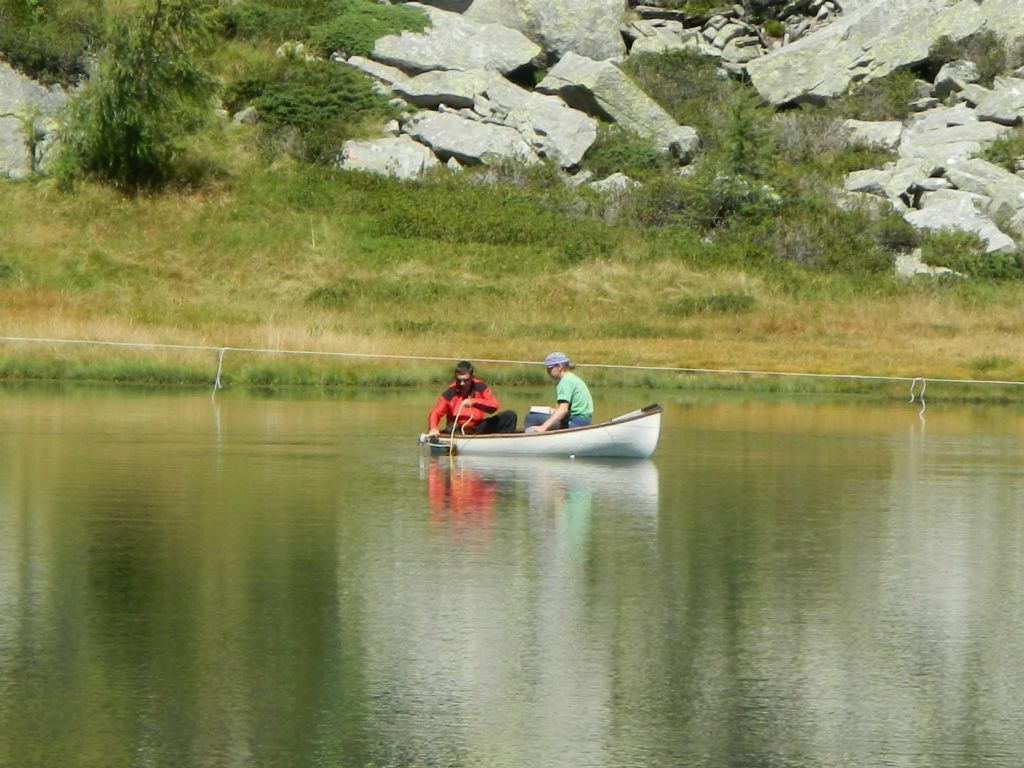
[4,145,1024,402]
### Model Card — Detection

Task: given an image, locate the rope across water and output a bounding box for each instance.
[3,335,1023,400]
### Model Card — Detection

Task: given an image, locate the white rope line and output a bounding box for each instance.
[3,334,1024,389]
[211,348,227,401]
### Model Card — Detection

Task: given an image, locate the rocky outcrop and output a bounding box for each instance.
[842,87,1024,254]
[392,69,505,108]
[536,52,699,159]
[898,104,1010,172]
[373,3,542,74]
[465,0,627,61]
[945,158,1024,221]
[746,0,987,106]
[338,135,441,179]
[403,110,540,165]
[974,77,1024,126]
[472,76,598,167]
[622,19,698,56]
[903,189,1018,254]
[0,60,67,179]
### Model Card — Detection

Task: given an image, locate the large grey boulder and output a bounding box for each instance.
[465,0,627,61]
[0,60,67,179]
[974,77,1024,126]
[338,135,441,179]
[843,119,903,151]
[472,77,597,167]
[373,4,542,74]
[977,0,1024,41]
[1012,208,1024,237]
[845,158,940,202]
[898,104,1009,172]
[403,110,540,165]
[393,69,504,108]
[536,52,699,160]
[340,56,411,87]
[945,157,1024,221]
[623,20,698,56]
[844,167,895,197]
[389,68,598,167]
[904,189,1017,254]
[931,60,980,99]
[746,0,986,106]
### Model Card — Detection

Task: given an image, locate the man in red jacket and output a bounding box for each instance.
[428,360,518,436]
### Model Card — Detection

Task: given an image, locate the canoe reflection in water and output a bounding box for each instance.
[422,455,659,540]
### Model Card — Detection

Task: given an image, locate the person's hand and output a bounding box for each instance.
[526,425,543,434]
[428,428,440,437]
[462,398,475,407]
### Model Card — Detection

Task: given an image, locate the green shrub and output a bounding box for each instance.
[217,2,317,41]
[0,0,102,84]
[716,86,775,178]
[58,0,218,189]
[919,230,1022,279]
[720,201,896,276]
[930,31,1024,87]
[581,126,669,179]
[369,175,614,263]
[981,128,1024,173]
[217,0,427,57]
[762,19,785,38]
[308,1,427,58]
[827,69,921,122]
[620,48,736,137]
[771,108,893,179]
[873,213,919,252]
[625,167,781,231]
[224,58,396,163]
[0,258,19,284]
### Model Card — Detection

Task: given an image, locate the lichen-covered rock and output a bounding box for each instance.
[403,110,540,165]
[0,61,66,179]
[746,0,986,106]
[338,136,441,180]
[465,0,627,61]
[904,189,1017,253]
[536,52,699,160]
[373,3,542,74]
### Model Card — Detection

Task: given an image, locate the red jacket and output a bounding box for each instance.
[428,377,500,432]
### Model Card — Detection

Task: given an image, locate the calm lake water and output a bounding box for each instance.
[2,385,1024,768]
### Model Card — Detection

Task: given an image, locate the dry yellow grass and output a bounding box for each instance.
[3,175,1024,391]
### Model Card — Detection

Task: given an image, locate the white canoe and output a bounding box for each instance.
[419,403,662,459]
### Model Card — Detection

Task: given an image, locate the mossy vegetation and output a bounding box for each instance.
[0,0,103,84]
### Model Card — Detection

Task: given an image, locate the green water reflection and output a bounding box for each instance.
[1,387,1023,768]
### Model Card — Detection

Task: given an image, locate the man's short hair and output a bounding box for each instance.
[455,360,474,377]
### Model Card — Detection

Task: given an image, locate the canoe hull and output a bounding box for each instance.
[421,404,662,459]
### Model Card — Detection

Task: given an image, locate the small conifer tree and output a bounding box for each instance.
[60,0,217,189]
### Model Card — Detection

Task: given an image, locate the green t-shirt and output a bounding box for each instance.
[555,372,594,420]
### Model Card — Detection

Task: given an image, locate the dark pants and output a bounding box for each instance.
[522,413,590,430]
[450,410,518,435]
[524,411,566,430]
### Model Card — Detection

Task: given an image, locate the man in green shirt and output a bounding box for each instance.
[529,352,594,432]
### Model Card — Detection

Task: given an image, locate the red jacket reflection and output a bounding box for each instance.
[428,377,500,433]
[427,462,496,532]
